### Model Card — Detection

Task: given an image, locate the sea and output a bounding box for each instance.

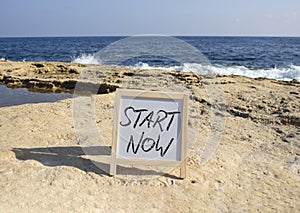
[0,36,300,106]
[1,36,300,81]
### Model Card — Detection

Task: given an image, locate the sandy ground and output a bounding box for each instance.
[0,62,299,212]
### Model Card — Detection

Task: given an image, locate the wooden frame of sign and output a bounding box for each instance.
[110,89,188,179]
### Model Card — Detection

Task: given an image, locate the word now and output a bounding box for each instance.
[120,107,180,132]
[127,132,174,157]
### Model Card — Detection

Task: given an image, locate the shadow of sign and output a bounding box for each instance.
[11,146,180,178]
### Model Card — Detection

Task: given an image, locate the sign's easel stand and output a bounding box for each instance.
[110,157,187,179]
[109,89,188,179]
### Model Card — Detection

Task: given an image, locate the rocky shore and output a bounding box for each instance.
[0,61,299,212]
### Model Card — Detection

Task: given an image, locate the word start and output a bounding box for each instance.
[120,106,180,157]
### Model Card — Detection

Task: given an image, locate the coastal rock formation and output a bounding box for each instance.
[0,61,299,212]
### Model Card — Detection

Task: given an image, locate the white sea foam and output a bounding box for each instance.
[71,53,101,65]
[0,57,5,61]
[131,62,300,82]
[131,62,183,71]
[70,53,300,82]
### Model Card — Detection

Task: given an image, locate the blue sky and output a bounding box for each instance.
[0,0,299,37]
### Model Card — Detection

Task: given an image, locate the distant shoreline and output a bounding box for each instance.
[0,61,299,95]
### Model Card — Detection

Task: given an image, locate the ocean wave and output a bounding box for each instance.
[71,53,101,65]
[130,62,300,82]
[130,62,183,71]
[0,57,6,61]
[70,53,300,81]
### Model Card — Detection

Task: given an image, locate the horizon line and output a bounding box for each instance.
[0,34,300,38]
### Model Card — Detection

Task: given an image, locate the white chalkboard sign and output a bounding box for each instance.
[110,89,188,178]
